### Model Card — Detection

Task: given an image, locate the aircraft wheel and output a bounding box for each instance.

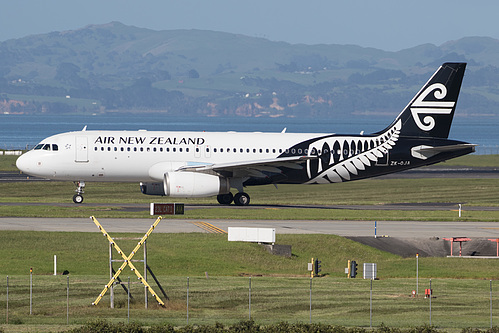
[73,194,84,204]
[234,192,250,206]
[217,193,234,205]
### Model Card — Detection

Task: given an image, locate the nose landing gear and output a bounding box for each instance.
[73,181,85,204]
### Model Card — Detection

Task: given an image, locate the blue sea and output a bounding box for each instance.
[1,114,498,154]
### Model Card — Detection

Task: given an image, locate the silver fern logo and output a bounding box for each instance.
[306,120,402,184]
[410,83,455,131]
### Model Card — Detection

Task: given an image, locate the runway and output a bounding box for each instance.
[1,217,499,238]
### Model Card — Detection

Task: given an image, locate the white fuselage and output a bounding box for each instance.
[16,130,332,183]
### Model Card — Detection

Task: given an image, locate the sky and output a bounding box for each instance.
[1,0,498,51]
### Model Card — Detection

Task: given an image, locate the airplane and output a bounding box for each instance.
[16,63,475,206]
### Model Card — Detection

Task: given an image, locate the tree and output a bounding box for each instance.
[188,69,200,79]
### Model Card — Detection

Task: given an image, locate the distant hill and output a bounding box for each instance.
[1,22,499,118]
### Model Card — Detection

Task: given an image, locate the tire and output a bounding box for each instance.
[73,194,84,204]
[234,192,250,206]
[217,193,234,205]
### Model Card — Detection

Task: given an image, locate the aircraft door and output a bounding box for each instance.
[75,136,89,163]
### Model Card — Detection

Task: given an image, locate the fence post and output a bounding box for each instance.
[6,276,8,324]
[429,279,432,326]
[30,268,33,315]
[187,277,189,325]
[127,277,130,324]
[491,280,493,329]
[309,277,312,324]
[67,275,69,325]
[249,277,252,320]
[370,279,373,328]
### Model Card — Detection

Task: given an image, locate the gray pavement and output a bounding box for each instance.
[1,217,499,238]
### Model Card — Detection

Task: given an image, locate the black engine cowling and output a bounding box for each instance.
[140,182,165,196]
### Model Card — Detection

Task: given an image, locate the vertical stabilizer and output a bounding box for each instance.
[378,62,466,139]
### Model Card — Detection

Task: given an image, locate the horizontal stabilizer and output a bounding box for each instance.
[411,144,476,160]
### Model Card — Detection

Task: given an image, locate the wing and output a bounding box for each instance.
[178,155,316,178]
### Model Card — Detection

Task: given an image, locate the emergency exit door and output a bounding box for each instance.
[75,136,89,162]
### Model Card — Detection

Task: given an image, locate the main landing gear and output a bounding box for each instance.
[73,181,85,204]
[217,192,250,206]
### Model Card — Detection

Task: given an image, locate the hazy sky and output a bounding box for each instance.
[1,0,497,51]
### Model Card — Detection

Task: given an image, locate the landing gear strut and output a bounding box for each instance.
[73,181,85,204]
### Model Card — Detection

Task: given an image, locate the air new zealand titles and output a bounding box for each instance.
[94,136,206,145]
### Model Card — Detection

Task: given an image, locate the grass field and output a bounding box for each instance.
[3,275,499,330]
[2,232,499,330]
[1,177,499,221]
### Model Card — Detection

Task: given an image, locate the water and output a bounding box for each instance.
[0,114,498,154]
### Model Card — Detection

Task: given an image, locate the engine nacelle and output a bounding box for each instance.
[164,172,230,198]
[140,182,166,196]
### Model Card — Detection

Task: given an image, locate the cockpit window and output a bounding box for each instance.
[33,143,58,151]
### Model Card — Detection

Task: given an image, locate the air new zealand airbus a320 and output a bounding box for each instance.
[16,63,475,205]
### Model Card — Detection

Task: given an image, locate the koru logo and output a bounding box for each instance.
[410,83,455,131]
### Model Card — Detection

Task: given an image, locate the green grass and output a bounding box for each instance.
[1,176,499,220]
[2,231,499,279]
[2,232,499,330]
[2,175,499,207]
[0,154,20,171]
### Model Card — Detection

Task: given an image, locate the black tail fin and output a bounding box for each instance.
[378,62,466,139]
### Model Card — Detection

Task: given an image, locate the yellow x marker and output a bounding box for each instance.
[90,216,165,307]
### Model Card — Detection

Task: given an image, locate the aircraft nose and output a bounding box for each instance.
[16,153,34,173]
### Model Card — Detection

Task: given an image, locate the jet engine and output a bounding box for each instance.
[164,172,230,198]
